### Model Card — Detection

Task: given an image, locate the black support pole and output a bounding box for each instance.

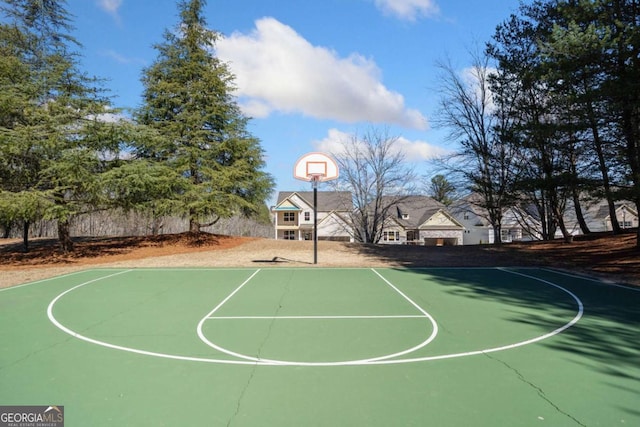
[313,178,318,264]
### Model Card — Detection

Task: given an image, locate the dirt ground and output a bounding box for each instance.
[1,231,639,289]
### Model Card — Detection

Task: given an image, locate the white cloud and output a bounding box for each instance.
[460,65,498,114]
[394,135,449,161]
[97,0,122,13]
[216,18,427,130]
[87,107,129,124]
[101,49,146,66]
[97,0,122,22]
[373,0,440,21]
[313,128,448,162]
[312,129,354,157]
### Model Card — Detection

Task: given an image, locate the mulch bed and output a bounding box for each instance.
[0,233,253,266]
[1,230,638,286]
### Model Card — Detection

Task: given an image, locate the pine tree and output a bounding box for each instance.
[0,0,118,252]
[136,0,273,234]
[0,22,44,248]
[428,175,457,206]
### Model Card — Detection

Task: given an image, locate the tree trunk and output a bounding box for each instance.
[554,209,573,243]
[189,218,201,234]
[492,223,502,245]
[2,221,12,239]
[22,220,30,252]
[584,80,621,234]
[572,190,590,235]
[57,219,74,253]
[151,217,164,236]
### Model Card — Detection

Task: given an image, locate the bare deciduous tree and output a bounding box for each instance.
[329,127,417,244]
[434,51,522,245]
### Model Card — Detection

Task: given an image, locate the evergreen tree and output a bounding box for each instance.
[542,0,640,246]
[488,1,582,242]
[0,0,122,252]
[0,22,44,248]
[428,174,457,206]
[136,0,273,234]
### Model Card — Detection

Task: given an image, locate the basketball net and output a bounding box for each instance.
[308,173,325,188]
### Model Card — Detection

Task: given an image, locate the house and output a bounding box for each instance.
[271,191,353,242]
[577,200,639,232]
[523,198,640,238]
[378,196,464,245]
[450,195,540,244]
[452,193,639,244]
[449,197,492,244]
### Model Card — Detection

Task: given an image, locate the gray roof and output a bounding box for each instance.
[277,191,353,211]
[591,201,637,219]
[382,196,448,228]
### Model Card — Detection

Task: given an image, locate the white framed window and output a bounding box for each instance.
[284,230,296,240]
[383,231,400,241]
[500,229,512,242]
[283,212,295,222]
[304,212,310,221]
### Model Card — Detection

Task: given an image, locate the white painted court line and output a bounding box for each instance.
[363,268,439,362]
[46,267,586,367]
[196,269,269,363]
[196,268,438,366]
[47,270,134,332]
[365,268,584,365]
[1,269,100,292]
[207,315,427,320]
[47,268,266,366]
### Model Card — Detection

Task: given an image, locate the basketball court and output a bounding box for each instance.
[1,266,638,426]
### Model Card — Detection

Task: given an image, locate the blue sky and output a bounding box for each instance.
[65,0,521,203]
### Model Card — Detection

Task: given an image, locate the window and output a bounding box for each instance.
[284,230,295,240]
[304,212,310,221]
[384,231,400,242]
[283,212,295,222]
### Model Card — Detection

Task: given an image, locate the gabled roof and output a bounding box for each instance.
[592,202,638,220]
[381,196,462,228]
[450,193,539,225]
[276,191,353,212]
[388,196,445,227]
[449,193,487,217]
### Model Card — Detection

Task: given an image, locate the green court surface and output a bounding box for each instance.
[1,267,638,426]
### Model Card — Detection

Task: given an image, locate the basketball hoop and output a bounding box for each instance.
[307,172,326,188]
[308,172,325,181]
[293,152,339,264]
[294,152,339,183]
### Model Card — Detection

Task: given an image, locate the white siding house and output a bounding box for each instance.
[451,195,540,244]
[452,194,639,244]
[378,196,464,245]
[272,191,353,242]
[581,201,639,232]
